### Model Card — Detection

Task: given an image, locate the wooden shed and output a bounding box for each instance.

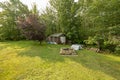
[47,33,66,44]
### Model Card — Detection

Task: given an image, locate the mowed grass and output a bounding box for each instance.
[0,41,120,80]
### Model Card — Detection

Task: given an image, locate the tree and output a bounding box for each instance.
[30,3,39,15]
[41,7,58,36]
[82,0,120,52]
[17,14,46,43]
[48,0,82,43]
[84,0,120,34]
[0,0,29,40]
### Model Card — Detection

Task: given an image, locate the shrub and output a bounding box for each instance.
[84,34,104,52]
[104,41,117,52]
[17,14,46,43]
[115,45,120,54]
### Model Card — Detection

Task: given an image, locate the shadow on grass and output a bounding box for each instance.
[19,48,120,80]
[6,41,120,80]
[69,50,120,80]
[18,43,67,62]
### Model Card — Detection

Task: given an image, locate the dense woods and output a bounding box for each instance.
[0,0,120,53]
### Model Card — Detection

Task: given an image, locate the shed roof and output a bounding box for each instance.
[50,33,64,37]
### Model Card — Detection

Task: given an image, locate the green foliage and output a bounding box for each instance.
[108,25,120,43]
[115,45,120,54]
[85,34,119,52]
[104,35,119,53]
[104,41,117,53]
[0,0,29,41]
[84,36,96,45]
[41,7,58,36]
[45,0,81,43]
[84,34,104,48]
[47,0,120,44]
[30,3,39,15]
[81,0,120,53]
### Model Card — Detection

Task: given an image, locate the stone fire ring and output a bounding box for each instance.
[60,48,77,56]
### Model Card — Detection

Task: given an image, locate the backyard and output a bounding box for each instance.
[0,41,120,80]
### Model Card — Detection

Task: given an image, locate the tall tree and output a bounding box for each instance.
[0,0,29,40]
[41,7,58,36]
[48,0,81,43]
[17,14,46,43]
[83,0,120,52]
[30,3,39,15]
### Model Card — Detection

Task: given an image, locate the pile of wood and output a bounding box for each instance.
[86,47,101,53]
[60,48,77,55]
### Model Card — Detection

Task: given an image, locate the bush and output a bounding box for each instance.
[115,45,120,54]
[0,26,23,41]
[104,41,117,52]
[84,34,104,51]
[17,14,46,43]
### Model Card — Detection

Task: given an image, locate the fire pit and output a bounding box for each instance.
[60,48,77,55]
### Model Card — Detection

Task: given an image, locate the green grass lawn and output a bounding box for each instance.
[0,41,120,80]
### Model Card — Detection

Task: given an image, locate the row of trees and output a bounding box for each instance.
[0,0,120,53]
[41,0,120,53]
[0,0,46,42]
